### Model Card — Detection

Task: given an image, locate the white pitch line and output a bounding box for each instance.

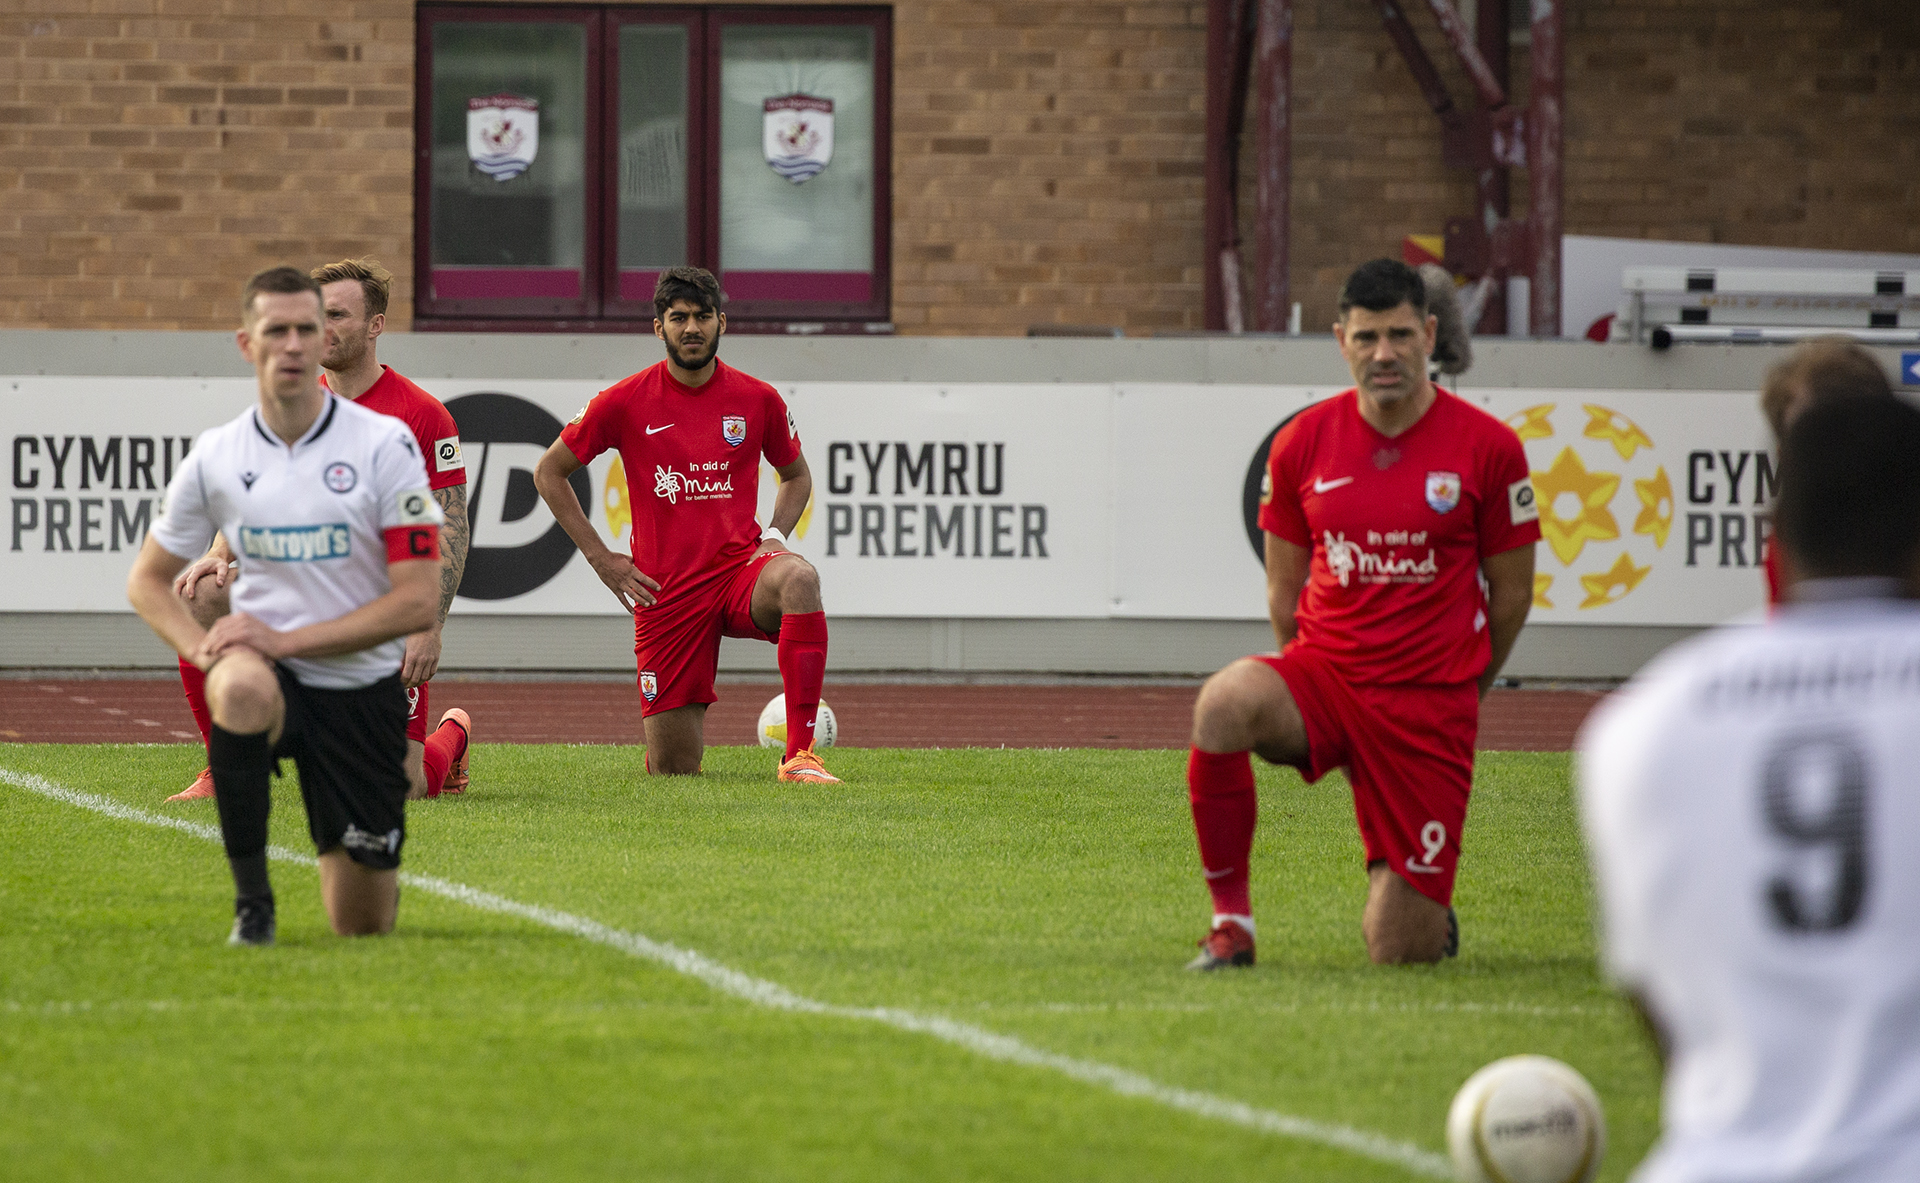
[2,765,1450,1179]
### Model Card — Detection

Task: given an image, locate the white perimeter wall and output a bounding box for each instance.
[5,330,1910,677]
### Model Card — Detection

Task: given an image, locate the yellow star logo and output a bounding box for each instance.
[1506,403,1556,441]
[1633,466,1673,548]
[1533,447,1621,566]
[1533,573,1554,610]
[1579,552,1652,608]
[604,454,632,543]
[1582,404,1654,461]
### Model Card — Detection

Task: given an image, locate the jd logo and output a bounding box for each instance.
[444,393,591,601]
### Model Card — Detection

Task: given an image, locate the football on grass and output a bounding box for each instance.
[757,693,836,750]
[1447,1055,1605,1183]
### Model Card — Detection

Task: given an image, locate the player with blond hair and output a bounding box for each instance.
[169,259,474,803]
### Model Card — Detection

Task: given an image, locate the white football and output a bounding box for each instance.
[756,693,836,750]
[1447,1055,1605,1183]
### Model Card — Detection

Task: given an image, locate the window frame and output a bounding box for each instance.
[413,4,606,323]
[413,3,892,333]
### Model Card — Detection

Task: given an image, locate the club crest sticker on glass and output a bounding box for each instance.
[468,93,539,182]
[762,94,834,184]
[1426,470,1461,514]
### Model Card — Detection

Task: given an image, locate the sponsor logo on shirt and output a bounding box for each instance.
[786,409,798,439]
[324,462,357,493]
[238,523,352,562]
[722,415,747,448]
[396,488,437,525]
[1425,470,1461,514]
[1322,529,1437,587]
[434,436,465,473]
[652,463,735,504]
[1508,476,1539,526]
[639,670,658,702]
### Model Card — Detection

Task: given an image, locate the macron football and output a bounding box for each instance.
[1447,1055,1605,1183]
[757,693,836,750]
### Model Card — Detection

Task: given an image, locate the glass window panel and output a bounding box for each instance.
[429,22,587,295]
[617,24,689,276]
[718,25,874,285]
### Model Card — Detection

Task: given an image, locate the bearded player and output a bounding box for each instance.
[168,259,474,803]
[532,267,837,782]
[1184,258,1539,968]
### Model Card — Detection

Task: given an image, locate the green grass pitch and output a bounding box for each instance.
[0,742,1659,1181]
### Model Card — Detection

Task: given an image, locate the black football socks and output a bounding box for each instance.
[208,723,275,914]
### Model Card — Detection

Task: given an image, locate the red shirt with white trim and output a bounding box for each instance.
[559,359,801,593]
[325,366,467,492]
[1258,387,1540,685]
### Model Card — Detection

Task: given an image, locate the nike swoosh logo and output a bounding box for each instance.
[1312,477,1354,493]
[646,423,674,435]
[1403,857,1444,874]
[1203,867,1236,880]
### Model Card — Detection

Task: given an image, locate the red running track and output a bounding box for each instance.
[0,677,1604,751]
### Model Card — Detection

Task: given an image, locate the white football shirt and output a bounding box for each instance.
[152,393,441,689]
[1579,585,1920,1183]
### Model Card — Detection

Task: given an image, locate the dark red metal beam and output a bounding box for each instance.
[1529,0,1563,336]
[1373,0,1460,125]
[1251,0,1293,332]
[1474,0,1510,334]
[1420,0,1507,109]
[1205,0,1259,331]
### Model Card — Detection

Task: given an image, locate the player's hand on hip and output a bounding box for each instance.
[589,550,660,612]
[196,612,284,666]
[174,554,235,598]
[401,627,441,688]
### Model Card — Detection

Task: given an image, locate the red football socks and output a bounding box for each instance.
[422,718,467,796]
[1188,746,1257,919]
[178,656,212,746]
[777,611,829,761]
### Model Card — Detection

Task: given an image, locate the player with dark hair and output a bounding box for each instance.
[127,265,443,944]
[532,266,838,782]
[1580,394,1920,1181]
[168,258,474,802]
[1753,338,1896,604]
[1183,257,1540,968]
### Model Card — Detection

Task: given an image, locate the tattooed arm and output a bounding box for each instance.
[398,482,470,688]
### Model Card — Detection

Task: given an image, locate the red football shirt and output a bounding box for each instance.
[325,366,467,492]
[560,358,801,592]
[1258,387,1540,685]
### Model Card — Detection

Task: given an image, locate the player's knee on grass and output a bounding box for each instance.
[643,705,706,775]
[205,652,283,737]
[1363,861,1450,964]
[178,571,231,629]
[318,851,398,936]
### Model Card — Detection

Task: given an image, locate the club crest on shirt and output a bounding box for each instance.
[639,670,659,702]
[1425,470,1461,514]
[722,416,747,448]
[324,462,357,494]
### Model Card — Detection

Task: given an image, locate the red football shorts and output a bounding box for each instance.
[633,552,783,717]
[403,681,430,744]
[1252,647,1480,906]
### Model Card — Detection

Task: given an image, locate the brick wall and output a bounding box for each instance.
[1,1,1915,336]
[0,2,416,330]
